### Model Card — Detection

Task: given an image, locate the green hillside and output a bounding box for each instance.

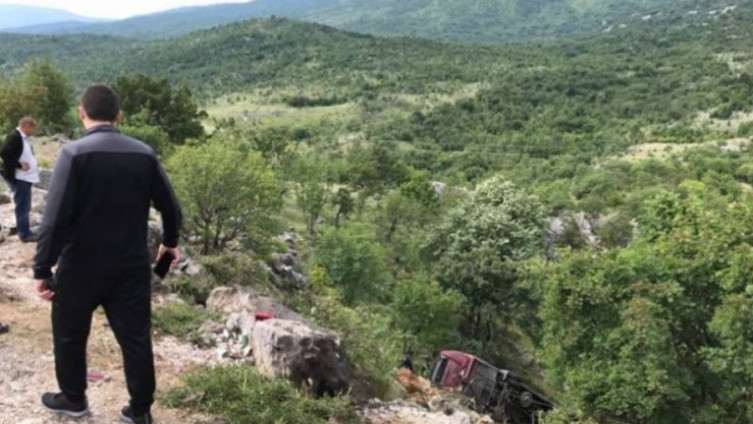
[2,5,749,174]
[300,0,727,43]
[4,6,753,423]
[6,0,741,43]
[0,19,510,93]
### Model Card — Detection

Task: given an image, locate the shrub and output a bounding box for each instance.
[310,295,402,399]
[391,278,465,355]
[167,141,284,254]
[162,365,361,424]
[152,302,219,345]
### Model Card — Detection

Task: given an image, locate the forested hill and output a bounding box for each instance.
[0,19,511,92]
[1,2,751,174]
[4,0,743,43]
[5,3,753,423]
[0,1,749,93]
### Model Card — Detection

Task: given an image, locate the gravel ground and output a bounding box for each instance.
[0,209,213,424]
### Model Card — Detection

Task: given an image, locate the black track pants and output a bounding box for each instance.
[51,264,154,416]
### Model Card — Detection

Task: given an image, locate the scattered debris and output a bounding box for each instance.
[86,370,111,383]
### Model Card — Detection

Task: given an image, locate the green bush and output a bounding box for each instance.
[164,274,220,305]
[152,302,219,345]
[314,224,394,305]
[310,295,402,399]
[200,253,275,290]
[120,124,172,157]
[595,213,635,249]
[391,278,465,355]
[162,365,361,424]
[167,140,284,254]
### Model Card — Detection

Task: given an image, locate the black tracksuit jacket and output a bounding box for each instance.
[33,125,182,279]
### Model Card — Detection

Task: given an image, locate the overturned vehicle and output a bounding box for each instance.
[431,351,553,424]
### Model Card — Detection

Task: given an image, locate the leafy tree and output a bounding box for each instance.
[0,75,42,132]
[249,126,291,165]
[332,188,354,227]
[120,124,171,157]
[115,75,206,144]
[0,60,73,134]
[314,224,393,305]
[423,175,545,336]
[539,181,753,423]
[296,176,328,235]
[391,278,465,354]
[18,59,74,134]
[167,140,283,254]
[346,141,409,198]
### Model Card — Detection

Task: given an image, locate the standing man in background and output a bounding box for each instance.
[33,84,182,424]
[1,116,40,242]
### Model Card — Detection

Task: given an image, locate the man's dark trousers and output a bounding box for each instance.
[7,179,32,238]
[52,264,155,416]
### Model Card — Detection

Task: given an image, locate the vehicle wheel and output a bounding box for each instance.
[491,405,508,423]
[519,391,533,409]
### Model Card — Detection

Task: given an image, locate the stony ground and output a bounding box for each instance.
[0,202,215,424]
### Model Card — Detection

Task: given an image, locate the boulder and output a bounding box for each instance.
[51,133,72,145]
[176,257,203,277]
[34,169,53,191]
[224,312,257,337]
[267,232,309,289]
[206,286,306,322]
[432,181,447,196]
[147,221,163,262]
[270,252,308,288]
[361,399,475,424]
[197,320,225,346]
[252,318,348,396]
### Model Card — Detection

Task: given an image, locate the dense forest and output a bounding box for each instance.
[3,1,753,423]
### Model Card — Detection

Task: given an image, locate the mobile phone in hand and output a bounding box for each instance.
[153,251,175,279]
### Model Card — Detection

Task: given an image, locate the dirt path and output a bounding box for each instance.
[0,229,213,423]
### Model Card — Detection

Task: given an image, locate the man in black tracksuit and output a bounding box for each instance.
[33,84,182,424]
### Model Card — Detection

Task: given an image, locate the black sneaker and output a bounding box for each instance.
[121,406,153,424]
[19,233,38,243]
[41,392,89,418]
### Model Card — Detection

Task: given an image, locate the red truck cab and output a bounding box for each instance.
[431,350,553,423]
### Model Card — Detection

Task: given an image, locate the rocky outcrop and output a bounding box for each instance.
[269,231,309,289]
[50,133,71,145]
[33,169,53,191]
[145,217,202,279]
[547,211,600,248]
[361,398,489,424]
[147,220,163,262]
[0,188,45,235]
[206,285,306,322]
[252,318,349,397]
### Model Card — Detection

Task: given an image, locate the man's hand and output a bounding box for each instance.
[157,244,181,271]
[33,279,54,302]
[19,162,30,171]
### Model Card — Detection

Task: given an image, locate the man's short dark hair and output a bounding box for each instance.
[81,84,120,122]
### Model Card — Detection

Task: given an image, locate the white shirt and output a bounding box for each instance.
[15,128,40,184]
